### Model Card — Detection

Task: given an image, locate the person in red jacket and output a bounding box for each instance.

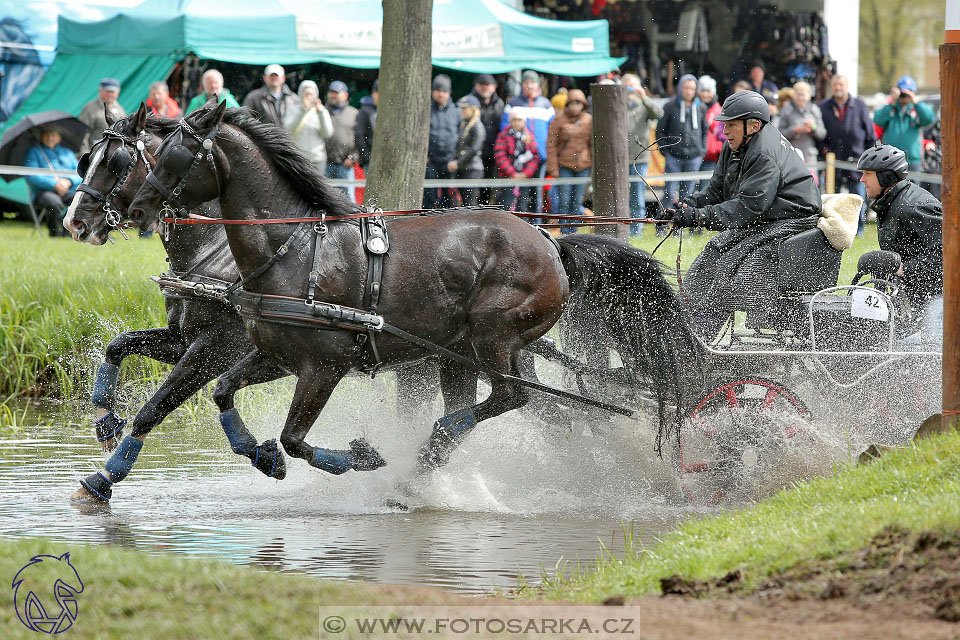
[697,75,725,190]
[493,113,541,212]
[145,81,181,118]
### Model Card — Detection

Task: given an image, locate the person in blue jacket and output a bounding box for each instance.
[24,125,80,236]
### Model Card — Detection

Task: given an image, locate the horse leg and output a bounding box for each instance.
[212,349,291,479]
[418,345,528,470]
[92,327,187,451]
[437,359,478,415]
[279,367,385,475]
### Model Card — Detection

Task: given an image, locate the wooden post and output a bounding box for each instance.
[942,32,960,431]
[825,152,836,195]
[590,83,629,240]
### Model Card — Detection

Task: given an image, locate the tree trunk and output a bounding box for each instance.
[363,0,433,211]
[590,82,630,240]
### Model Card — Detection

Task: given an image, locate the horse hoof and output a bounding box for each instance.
[350,438,386,471]
[70,485,107,504]
[252,439,286,480]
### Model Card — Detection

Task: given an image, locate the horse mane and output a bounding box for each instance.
[217,108,357,218]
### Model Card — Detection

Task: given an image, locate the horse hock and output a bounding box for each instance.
[220,408,287,479]
[77,436,144,501]
[417,408,478,470]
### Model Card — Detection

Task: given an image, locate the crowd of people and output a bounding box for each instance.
[21,62,942,244]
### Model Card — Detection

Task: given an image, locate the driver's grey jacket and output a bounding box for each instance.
[871,180,943,310]
[684,123,821,228]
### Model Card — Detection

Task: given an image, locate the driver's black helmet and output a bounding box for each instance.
[857,141,909,187]
[713,90,771,123]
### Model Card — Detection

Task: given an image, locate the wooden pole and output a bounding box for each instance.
[590,83,629,240]
[825,152,836,194]
[941,40,960,431]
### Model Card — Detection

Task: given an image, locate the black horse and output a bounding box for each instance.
[64,105,289,502]
[115,101,701,493]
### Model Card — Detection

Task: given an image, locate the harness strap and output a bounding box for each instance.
[306,218,327,304]
[222,222,311,296]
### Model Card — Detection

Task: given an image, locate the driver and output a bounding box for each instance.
[668,90,822,338]
[857,142,942,323]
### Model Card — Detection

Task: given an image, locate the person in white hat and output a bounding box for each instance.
[242,64,298,125]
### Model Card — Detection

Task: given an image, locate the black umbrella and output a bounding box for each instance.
[0,110,89,182]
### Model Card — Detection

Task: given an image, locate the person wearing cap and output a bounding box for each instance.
[622,73,663,235]
[283,80,334,174]
[24,126,81,237]
[493,113,540,212]
[776,81,825,165]
[354,79,378,171]
[697,75,725,192]
[448,95,486,206]
[186,69,240,114]
[78,77,126,153]
[546,88,592,233]
[242,64,298,126]
[424,74,461,209]
[857,142,942,320]
[669,90,822,339]
[872,75,936,172]
[145,81,181,119]
[465,74,504,204]
[323,80,360,199]
[655,74,707,236]
[500,71,555,212]
[744,60,778,104]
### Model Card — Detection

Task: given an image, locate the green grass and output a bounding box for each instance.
[533,428,960,602]
[0,535,460,640]
[0,223,169,399]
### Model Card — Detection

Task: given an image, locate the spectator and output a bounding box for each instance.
[623,73,663,235]
[242,64,297,125]
[186,69,240,114]
[145,81,181,119]
[354,79,378,170]
[730,80,752,94]
[776,81,825,164]
[466,74,504,205]
[448,95,486,206]
[24,126,80,237]
[78,77,126,153]
[546,89,592,234]
[283,80,334,175]
[697,75,725,192]
[655,74,707,236]
[776,87,794,115]
[324,80,359,199]
[744,60,778,104]
[550,90,568,112]
[493,113,540,212]
[873,75,937,172]
[501,70,555,211]
[819,74,876,234]
[424,74,461,209]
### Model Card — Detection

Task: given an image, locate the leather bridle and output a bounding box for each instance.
[144,119,221,222]
[76,124,150,237]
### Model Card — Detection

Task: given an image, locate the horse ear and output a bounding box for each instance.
[205,93,220,107]
[210,99,228,125]
[104,103,116,127]
[134,102,148,131]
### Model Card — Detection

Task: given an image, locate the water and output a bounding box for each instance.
[0,383,683,595]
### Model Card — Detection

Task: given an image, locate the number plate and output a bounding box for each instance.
[850,288,890,321]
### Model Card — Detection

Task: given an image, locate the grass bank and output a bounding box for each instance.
[533,428,960,602]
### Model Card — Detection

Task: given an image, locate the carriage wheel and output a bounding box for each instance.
[678,378,812,506]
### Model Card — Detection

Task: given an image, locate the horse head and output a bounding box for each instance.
[128,97,229,233]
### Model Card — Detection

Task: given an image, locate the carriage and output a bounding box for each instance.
[532,223,942,506]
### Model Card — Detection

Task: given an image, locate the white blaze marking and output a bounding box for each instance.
[63,144,107,239]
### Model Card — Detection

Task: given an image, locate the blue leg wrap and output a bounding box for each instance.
[435,407,477,440]
[418,408,477,470]
[311,447,356,475]
[94,411,126,443]
[79,473,112,501]
[91,362,120,410]
[103,436,144,483]
[220,409,257,458]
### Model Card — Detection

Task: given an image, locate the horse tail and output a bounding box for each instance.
[556,234,705,456]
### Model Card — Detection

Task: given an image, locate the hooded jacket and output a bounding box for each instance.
[546,95,593,175]
[655,85,707,160]
[470,89,504,167]
[627,92,664,164]
[454,117,486,174]
[871,180,943,310]
[354,95,377,168]
[684,122,821,229]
